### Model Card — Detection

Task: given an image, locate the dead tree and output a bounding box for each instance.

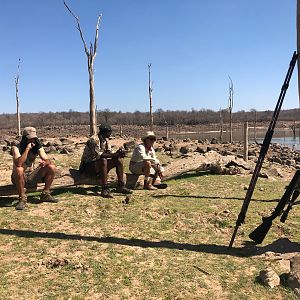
[15,58,21,137]
[219,108,223,141]
[228,76,234,143]
[148,63,154,130]
[64,1,101,136]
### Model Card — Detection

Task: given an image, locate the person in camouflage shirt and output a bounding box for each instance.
[79,124,132,198]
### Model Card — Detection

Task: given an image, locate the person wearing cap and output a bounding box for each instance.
[129,131,164,190]
[79,124,132,198]
[11,127,58,210]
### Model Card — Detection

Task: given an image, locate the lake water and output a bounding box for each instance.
[253,136,300,150]
[168,128,300,151]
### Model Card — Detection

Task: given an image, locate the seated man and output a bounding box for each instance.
[129,131,165,190]
[11,127,58,210]
[79,124,132,198]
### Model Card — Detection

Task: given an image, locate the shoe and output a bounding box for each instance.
[15,196,28,210]
[143,183,158,190]
[153,183,168,189]
[116,184,133,194]
[40,191,59,203]
[101,188,114,198]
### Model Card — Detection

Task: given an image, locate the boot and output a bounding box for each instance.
[40,191,59,203]
[143,179,157,190]
[116,182,133,194]
[15,195,28,210]
[101,185,114,198]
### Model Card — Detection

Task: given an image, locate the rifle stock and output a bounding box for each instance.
[249,170,300,244]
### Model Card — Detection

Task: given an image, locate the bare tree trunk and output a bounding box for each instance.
[219,108,223,142]
[15,58,21,137]
[228,76,234,143]
[243,122,248,162]
[148,63,154,130]
[64,1,101,137]
[89,67,97,135]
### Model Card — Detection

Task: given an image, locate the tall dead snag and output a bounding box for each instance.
[64,1,101,136]
[148,63,154,130]
[15,58,21,137]
[228,76,234,143]
[219,108,223,142]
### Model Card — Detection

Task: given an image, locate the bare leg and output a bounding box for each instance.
[142,161,157,190]
[14,166,26,197]
[43,164,56,191]
[94,158,108,186]
[107,158,124,183]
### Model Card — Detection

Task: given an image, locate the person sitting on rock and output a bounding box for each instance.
[79,124,132,198]
[129,131,165,190]
[11,127,58,210]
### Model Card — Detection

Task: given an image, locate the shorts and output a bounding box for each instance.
[79,160,100,176]
[129,161,156,175]
[11,167,45,188]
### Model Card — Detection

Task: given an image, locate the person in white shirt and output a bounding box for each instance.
[129,131,164,190]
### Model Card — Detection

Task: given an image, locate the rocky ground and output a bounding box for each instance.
[1,124,299,188]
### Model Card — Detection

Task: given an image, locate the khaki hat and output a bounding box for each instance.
[23,127,37,139]
[142,131,156,142]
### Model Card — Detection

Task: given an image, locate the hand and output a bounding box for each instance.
[39,160,49,168]
[26,142,35,151]
[116,148,126,158]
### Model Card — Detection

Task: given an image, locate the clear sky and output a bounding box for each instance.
[0,0,298,114]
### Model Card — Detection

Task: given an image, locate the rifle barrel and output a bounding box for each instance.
[228,51,298,249]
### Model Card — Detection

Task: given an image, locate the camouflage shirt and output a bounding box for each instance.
[80,135,111,165]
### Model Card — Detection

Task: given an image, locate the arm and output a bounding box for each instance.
[38,148,52,167]
[12,144,33,167]
[136,145,156,162]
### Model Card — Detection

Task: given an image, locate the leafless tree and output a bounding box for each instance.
[228,76,234,143]
[219,108,223,141]
[15,58,21,137]
[148,63,154,130]
[64,1,101,136]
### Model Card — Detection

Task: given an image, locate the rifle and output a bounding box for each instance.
[249,170,300,244]
[228,51,298,249]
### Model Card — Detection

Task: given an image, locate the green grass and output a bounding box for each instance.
[0,163,299,298]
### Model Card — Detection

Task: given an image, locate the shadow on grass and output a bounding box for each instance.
[153,194,279,203]
[50,186,99,196]
[168,171,212,181]
[0,228,298,258]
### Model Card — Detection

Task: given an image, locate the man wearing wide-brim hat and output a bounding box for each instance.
[11,127,58,210]
[129,131,165,190]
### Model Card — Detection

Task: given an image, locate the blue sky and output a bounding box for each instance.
[0,0,298,114]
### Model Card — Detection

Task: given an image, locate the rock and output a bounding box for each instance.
[44,146,57,153]
[123,140,136,151]
[179,146,189,154]
[259,267,280,288]
[195,146,207,154]
[288,255,300,294]
[60,138,74,145]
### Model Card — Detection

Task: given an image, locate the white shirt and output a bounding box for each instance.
[130,143,160,165]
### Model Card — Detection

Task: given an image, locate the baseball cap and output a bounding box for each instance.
[23,127,37,139]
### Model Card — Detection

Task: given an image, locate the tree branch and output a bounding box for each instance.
[93,14,102,56]
[64,0,89,56]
